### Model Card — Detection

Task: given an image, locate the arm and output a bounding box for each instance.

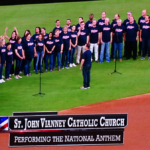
[98,32,101,44]
[69,39,71,50]
[75,36,78,47]
[4,27,10,40]
[43,45,45,58]
[136,31,139,41]
[140,30,142,42]
[15,49,23,59]
[61,44,63,53]
[14,27,19,38]
[80,59,85,70]
[22,49,25,59]
[100,32,103,44]
[34,46,37,57]
[51,45,55,53]
[110,32,113,43]
[86,35,89,44]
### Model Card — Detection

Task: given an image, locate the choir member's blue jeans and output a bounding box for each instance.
[45,54,53,71]
[24,58,32,75]
[5,62,12,79]
[36,51,43,72]
[114,42,123,59]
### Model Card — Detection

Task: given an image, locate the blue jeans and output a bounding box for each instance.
[24,58,32,75]
[142,39,150,57]
[70,47,76,64]
[45,54,53,70]
[15,59,22,75]
[36,51,43,72]
[82,64,91,88]
[114,42,123,59]
[0,64,4,79]
[53,52,61,68]
[100,42,110,61]
[62,50,69,67]
[5,62,12,79]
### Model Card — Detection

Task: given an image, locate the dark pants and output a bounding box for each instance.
[82,64,91,88]
[20,59,25,72]
[0,64,4,79]
[139,41,142,56]
[111,41,114,58]
[15,59,22,75]
[5,62,12,79]
[126,41,137,60]
[24,58,32,75]
[142,39,150,57]
[10,60,15,74]
[62,50,69,67]
[45,54,53,70]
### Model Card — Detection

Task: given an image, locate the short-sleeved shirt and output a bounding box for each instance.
[32,34,39,43]
[140,22,150,39]
[62,32,71,51]
[85,20,93,30]
[9,38,16,51]
[76,23,80,32]
[67,26,72,33]
[53,27,63,37]
[14,43,23,59]
[6,49,13,63]
[82,50,92,67]
[125,22,139,42]
[89,26,100,43]
[22,39,35,59]
[70,31,77,45]
[138,16,145,27]
[111,20,117,30]
[0,45,6,64]
[123,19,136,28]
[36,40,44,52]
[44,33,49,40]
[97,18,105,31]
[53,36,63,53]
[78,28,89,46]
[113,25,125,43]
[101,24,112,42]
[45,39,55,55]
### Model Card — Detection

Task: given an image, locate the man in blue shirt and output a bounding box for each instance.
[76,21,89,65]
[124,16,139,60]
[66,19,72,33]
[53,20,63,37]
[85,14,94,30]
[138,10,147,56]
[140,15,150,60]
[80,43,91,89]
[100,18,112,63]
[76,17,83,32]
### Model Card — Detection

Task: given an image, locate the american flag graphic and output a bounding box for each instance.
[0,117,9,131]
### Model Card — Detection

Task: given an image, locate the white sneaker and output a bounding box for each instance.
[0,79,3,83]
[65,67,69,69]
[69,64,73,67]
[72,63,76,67]
[2,75,4,79]
[80,86,87,89]
[18,76,22,79]
[9,74,11,77]
[15,76,19,79]
[1,79,5,83]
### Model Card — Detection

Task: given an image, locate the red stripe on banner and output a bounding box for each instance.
[0,123,8,131]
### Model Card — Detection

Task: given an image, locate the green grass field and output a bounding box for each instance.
[0,0,150,116]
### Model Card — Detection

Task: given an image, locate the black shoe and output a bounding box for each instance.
[40,71,44,73]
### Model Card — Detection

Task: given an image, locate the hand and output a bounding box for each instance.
[23,56,25,59]
[42,54,44,58]
[136,37,139,41]
[12,61,14,64]
[4,62,6,67]
[34,53,37,57]
[60,50,63,53]
[140,37,142,42]
[110,39,112,44]
[97,41,100,45]
[80,66,82,70]
[5,27,8,31]
[101,40,103,44]
[124,37,126,41]
[20,57,23,60]
[69,47,71,51]
[14,27,17,30]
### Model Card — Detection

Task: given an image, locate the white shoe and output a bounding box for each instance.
[65,67,69,69]
[15,76,19,79]
[19,71,23,74]
[18,76,22,79]
[2,75,4,79]
[69,64,73,67]
[0,79,3,83]
[72,63,76,67]
[1,79,5,83]
[9,74,11,77]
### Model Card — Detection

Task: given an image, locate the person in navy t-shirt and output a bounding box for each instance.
[76,21,89,64]
[35,34,45,73]
[14,37,24,79]
[23,33,36,76]
[5,27,18,76]
[100,18,112,63]
[53,29,63,71]
[41,28,49,40]
[45,32,55,72]
[66,19,72,33]
[85,14,94,31]
[0,38,6,83]
[76,17,83,32]
[140,15,150,60]
[124,16,139,60]
[113,19,125,61]
[53,20,63,37]
[5,43,13,80]
[70,25,78,67]
[61,26,71,69]
[89,19,100,62]
[138,10,147,56]
[80,43,92,89]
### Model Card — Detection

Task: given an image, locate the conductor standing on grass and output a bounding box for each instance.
[80,43,91,89]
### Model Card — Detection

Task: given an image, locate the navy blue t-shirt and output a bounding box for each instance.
[9,38,16,51]
[45,39,55,55]
[140,22,150,39]
[44,33,49,40]
[89,26,100,43]
[70,31,77,45]
[111,20,117,30]
[36,40,44,52]
[53,36,63,53]
[138,16,145,27]
[123,19,136,28]
[76,23,80,32]
[101,24,112,42]
[6,49,13,63]
[0,46,6,64]
[62,32,71,50]
[78,28,89,46]
[97,18,105,31]
[22,39,35,59]
[85,20,93,30]
[113,25,125,43]
[32,34,39,43]
[125,22,139,42]
[14,43,23,59]
[82,50,92,67]
[53,27,63,37]
[67,26,72,33]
